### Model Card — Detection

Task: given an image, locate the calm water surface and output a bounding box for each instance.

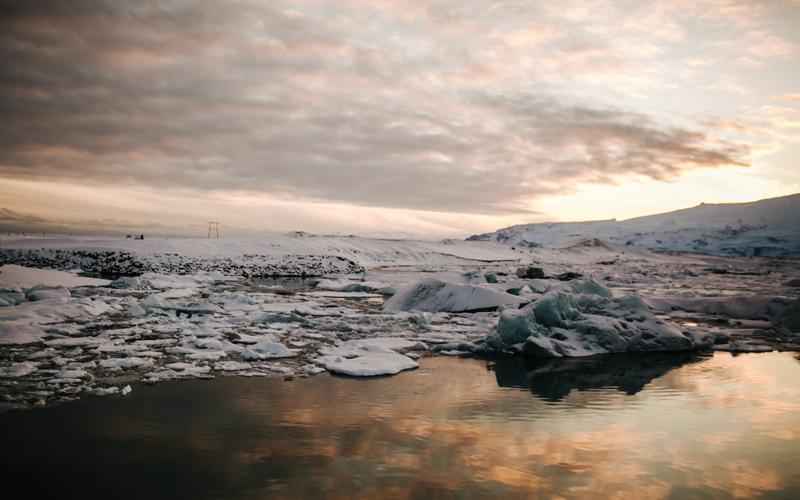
[2,352,800,499]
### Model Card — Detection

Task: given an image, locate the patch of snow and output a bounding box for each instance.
[0,264,110,288]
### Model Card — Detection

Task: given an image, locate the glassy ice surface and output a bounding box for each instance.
[2,352,800,499]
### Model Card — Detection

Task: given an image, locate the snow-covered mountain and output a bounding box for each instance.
[467,193,800,256]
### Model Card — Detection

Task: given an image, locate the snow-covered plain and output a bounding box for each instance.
[1,225,799,410]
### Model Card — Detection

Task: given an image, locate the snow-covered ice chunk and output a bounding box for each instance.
[214,361,252,371]
[165,362,212,376]
[99,357,154,371]
[338,338,426,353]
[489,279,712,358]
[384,278,523,313]
[241,340,297,360]
[92,386,121,396]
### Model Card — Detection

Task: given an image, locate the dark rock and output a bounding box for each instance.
[0,248,364,278]
[516,266,545,279]
[713,332,730,345]
[555,272,583,281]
[780,299,800,333]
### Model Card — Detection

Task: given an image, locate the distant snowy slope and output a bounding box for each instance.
[623,193,800,229]
[0,233,521,272]
[468,193,800,256]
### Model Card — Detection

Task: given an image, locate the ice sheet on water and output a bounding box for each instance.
[314,337,422,377]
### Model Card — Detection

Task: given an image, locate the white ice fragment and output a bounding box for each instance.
[46,337,108,348]
[99,357,154,371]
[165,362,195,371]
[213,361,252,371]
[58,369,90,379]
[92,386,121,396]
[320,351,418,377]
[241,340,297,360]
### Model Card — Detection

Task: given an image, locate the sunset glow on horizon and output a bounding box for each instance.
[1,1,799,237]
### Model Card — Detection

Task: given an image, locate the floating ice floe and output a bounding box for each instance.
[314,337,422,376]
[384,278,524,313]
[99,357,155,371]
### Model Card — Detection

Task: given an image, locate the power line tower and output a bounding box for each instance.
[207,221,220,239]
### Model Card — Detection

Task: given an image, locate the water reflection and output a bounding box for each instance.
[492,352,709,401]
[1,353,800,500]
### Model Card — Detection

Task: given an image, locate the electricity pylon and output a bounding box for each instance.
[207,221,220,239]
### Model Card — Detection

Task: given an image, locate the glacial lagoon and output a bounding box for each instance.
[3,352,800,499]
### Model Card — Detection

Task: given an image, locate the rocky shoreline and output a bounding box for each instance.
[0,248,364,278]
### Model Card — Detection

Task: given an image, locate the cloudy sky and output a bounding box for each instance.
[1,0,799,237]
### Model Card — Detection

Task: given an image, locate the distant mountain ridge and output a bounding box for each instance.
[467,193,800,257]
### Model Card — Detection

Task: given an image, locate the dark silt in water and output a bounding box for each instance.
[2,352,800,499]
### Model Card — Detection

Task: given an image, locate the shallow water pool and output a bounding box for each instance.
[2,351,800,499]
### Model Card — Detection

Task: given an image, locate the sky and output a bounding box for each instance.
[1,0,799,238]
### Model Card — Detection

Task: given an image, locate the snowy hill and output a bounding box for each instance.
[467,193,800,256]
